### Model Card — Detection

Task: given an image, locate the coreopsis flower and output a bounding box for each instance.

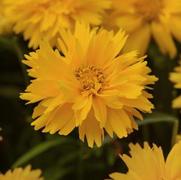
[20,22,157,148]
[0,0,12,35]
[170,61,181,108]
[110,141,181,180]
[0,166,43,180]
[5,0,111,49]
[104,0,181,58]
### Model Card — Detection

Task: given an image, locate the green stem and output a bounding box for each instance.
[0,36,29,85]
[12,138,67,168]
[138,113,179,146]
[11,37,29,85]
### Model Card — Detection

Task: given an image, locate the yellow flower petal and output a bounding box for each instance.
[0,0,13,35]
[170,16,181,42]
[110,142,166,180]
[172,96,181,109]
[124,25,151,56]
[93,97,107,127]
[107,109,132,138]
[0,165,43,180]
[151,22,177,58]
[79,110,103,148]
[166,141,181,179]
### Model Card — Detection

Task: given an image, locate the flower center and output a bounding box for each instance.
[134,0,163,22]
[75,65,105,94]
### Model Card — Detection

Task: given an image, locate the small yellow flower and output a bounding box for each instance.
[104,0,181,58]
[20,22,157,148]
[110,141,181,180]
[5,0,111,49]
[0,166,43,180]
[170,61,181,108]
[0,0,12,35]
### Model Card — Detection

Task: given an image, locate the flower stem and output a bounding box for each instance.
[12,138,68,168]
[138,112,179,146]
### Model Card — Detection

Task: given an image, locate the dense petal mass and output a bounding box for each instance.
[103,0,181,58]
[5,0,111,49]
[0,166,43,180]
[170,61,181,108]
[110,141,181,180]
[20,22,157,147]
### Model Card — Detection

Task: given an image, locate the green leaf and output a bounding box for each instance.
[12,138,68,168]
[0,36,29,85]
[138,112,179,146]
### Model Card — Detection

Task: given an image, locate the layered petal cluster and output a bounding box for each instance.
[0,166,43,180]
[170,61,181,108]
[103,0,181,58]
[20,23,157,147]
[0,0,12,35]
[5,0,111,49]
[110,141,181,180]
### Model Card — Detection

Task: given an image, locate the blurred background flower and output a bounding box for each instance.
[170,60,181,108]
[103,0,181,58]
[5,0,111,49]
[0,0,12,35]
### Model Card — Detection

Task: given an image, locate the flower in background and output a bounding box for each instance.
[170,61,181,108]
[0,165,43,180]
[103,0,181,58]
[5,0,111,49]
[110,141,181,180]
[20,22,157,148]
[0,0,12,35]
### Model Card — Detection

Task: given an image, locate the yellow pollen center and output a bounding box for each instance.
[134,0,163,21]
[75,65,105,94]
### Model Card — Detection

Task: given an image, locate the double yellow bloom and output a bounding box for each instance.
[20,23,157,147]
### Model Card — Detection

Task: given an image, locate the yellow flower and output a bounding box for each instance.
[5,0,111,49]
[110,141,181,180]
[20,22,157,148]
[0,166,43,180]
[170,61,181,108]
[0,0,12,35]
[104,0,181,58]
